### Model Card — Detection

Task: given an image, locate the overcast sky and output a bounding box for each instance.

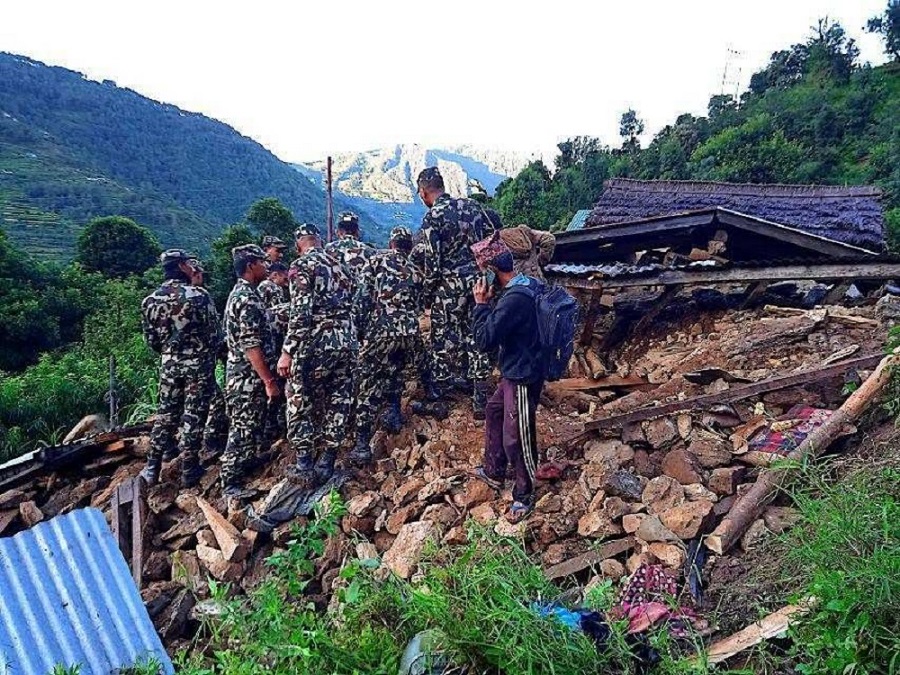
[0,0,889,163]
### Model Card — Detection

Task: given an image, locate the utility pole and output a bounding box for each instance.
[326,156,334,243]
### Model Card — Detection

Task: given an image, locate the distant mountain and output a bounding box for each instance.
[0,52,374,259]
[295,144,531,235]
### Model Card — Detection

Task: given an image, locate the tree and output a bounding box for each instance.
[75,216,161,278]
[867,0,900,61]
[619,109,645,152]
[806,18,859,83]
[204,224,256,308]
[555,136,601,171]
[247,197,297,242]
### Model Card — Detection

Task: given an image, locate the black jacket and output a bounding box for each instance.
[472,276,543,384]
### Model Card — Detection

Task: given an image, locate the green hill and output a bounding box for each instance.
[0,52,374,259]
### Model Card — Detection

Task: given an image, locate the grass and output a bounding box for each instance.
[782,460,900,674]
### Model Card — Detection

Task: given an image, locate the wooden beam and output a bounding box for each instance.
[701,600,815,665]
[578,353,882,433]
[544,537,637,580]
[548,262,900,291]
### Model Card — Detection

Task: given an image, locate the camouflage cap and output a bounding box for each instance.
[389,226,413,245]
[160,248,191,265]
[188,257,205,274]
[268,262,288,273]
[417,166,442,185]
[471,233,511,268]
[231,243,267,264]
[294,223,321,239]
[261,235,287,249]
[338,212,359,228]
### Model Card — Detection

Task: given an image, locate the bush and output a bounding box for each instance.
[0,273,157,461]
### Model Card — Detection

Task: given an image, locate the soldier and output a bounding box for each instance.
[262,235,288,264]
[324,211,376,281]
[186,257,228,457]
[221,244,281,497]
[257,262,290,444]
[351,226,424,464]
[277,223,357,485]
[413,166,495,419]
[140,249,220,487]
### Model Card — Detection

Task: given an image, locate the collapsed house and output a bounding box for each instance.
[0,178,898,667]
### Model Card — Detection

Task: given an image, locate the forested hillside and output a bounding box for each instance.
[493,19,900,247]
[0,53,373,257]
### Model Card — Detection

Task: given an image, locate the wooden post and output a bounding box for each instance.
[111,477,145,586]
[326,156,334,243]
[108,355,118,428]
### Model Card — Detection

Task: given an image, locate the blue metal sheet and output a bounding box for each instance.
[565,209,591,231]
[0,508,173,675]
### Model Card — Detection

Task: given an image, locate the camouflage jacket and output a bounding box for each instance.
[324,234,376,282]
[354,249,424,340]
[284,247,357,359]
[420,193,494,301]
[141,279,220,365]
[224,278,273,372]
[258,279,289,337]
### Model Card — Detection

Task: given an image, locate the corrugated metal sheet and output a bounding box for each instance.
[0,508,173,675]
[565,209,591,231]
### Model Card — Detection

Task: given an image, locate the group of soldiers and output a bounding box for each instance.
[139,166,555,498]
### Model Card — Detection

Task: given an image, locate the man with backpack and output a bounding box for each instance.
[469,234,578,523]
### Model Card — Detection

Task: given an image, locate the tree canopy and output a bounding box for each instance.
[76,216,162,278]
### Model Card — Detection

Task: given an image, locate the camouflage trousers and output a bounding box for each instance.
[430,276,491,383]
[356,333,418,430]
[286,350,354,461]
[263,375,287,444]
[203,359,228,454]
[221,363,266,487]
[149,356,214,466]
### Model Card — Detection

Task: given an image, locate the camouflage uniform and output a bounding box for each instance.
[222,275,272,488]
[284,231,357,477]
[420,192,495,384]
[325,234,376,283]
[354,240,424,432]
[257,277,289,443]
[141,257,220,484]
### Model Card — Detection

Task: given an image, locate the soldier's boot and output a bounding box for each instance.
[348,426,373,467]
[181,457,205,489]
[472,380,491,421]
[411,380,449,416]
[314,449,338,484]
[139,456,162,486]
[382,394,404,435]
[451,376,473,394]
[286,451,315,485]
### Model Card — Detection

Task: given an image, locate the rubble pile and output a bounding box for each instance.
[0,300,888,649]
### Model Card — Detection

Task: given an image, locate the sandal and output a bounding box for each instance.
[507,497,535,524]
[472,467,503,491]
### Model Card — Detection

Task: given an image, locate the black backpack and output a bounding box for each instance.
[512,281,580,382]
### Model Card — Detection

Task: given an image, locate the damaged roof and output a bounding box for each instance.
[554,207,878,265]
[586,178,885,252]
[0,508,173,675]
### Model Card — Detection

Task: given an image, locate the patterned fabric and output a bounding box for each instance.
[354,249,424,339]
[141,279,220,468]
[284,248,357,359]
[420,193,495,383]
[325,234,377,282]
[284,246,358,461]
[286,354,353,459]
[429,274,492,382]
[355,334,418,430]
[221,278,270,485]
